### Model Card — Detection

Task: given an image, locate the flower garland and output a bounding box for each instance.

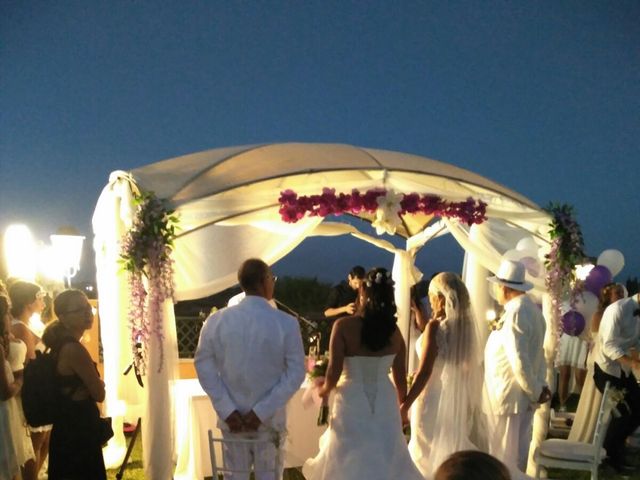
[544,203,586,339]
[278,188,488,234]
[120,190,178,375]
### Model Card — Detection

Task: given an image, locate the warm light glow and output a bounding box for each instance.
[38,244,65,282]
[575,263,594,281]
[4,224,37,281]
[486,309,497,322]
[50,234,85,286]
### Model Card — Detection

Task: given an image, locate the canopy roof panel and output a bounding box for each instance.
[131,143,540,213]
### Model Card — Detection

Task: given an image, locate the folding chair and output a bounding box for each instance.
[534,381,612,480]
[207,429,281,479]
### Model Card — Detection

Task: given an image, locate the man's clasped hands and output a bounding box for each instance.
[225,410,262,433]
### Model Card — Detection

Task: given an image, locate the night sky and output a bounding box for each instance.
[1,1,638,285]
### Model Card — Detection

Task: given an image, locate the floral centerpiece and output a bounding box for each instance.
[120,190,178,375]
[278,188,488,235]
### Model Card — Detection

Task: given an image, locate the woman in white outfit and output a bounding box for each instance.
[568,283,626,442]
[303,267,423,480]
[9,281,47,480]
[401,272,488,478]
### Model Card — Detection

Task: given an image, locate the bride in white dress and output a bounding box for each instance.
[401,272,488,479]
[303,267,423,480]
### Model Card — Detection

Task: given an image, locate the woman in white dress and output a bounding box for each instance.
[303,268,423,480]
[9,281,47,480]
[568,283,626,442]
[401,272,487,478]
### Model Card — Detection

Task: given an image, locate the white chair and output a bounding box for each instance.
[534,381,613,480]
[207,429,281,479]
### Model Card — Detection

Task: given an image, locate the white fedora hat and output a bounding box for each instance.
[487,259,534,292]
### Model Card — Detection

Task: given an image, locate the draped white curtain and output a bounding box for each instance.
[93,173,179,479]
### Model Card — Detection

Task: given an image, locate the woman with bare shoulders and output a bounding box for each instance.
[9,281,47,480]
[43,289,106,480]
[303,267,423,480]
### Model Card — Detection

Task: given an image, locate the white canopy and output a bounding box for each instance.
[92,143,556,477]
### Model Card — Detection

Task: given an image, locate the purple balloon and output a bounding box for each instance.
[584,265,613,296]
[562,310,585,336]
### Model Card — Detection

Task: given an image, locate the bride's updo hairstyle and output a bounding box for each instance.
[360,267,396,351]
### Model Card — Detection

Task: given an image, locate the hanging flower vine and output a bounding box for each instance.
[544,203,586,339]
[278,188,488,234]
[120,190,178,375]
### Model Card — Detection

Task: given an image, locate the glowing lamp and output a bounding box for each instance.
[50,233,85,287]
[4,224,37,281]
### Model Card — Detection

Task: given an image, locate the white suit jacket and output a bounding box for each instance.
[594,294,640,377]
[484,294,547,415]
[194,295,305,431]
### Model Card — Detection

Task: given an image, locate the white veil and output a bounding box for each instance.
[423,272,489,474]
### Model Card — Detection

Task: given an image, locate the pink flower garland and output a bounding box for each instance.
[121,191,178,375]
[278,188,488,227]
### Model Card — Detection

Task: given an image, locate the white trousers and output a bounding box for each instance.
[489,410,534,472]
[220,428,285,480]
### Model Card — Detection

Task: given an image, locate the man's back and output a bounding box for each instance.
[195,295,305,429]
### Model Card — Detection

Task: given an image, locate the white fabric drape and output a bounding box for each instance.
[93,173,178,479]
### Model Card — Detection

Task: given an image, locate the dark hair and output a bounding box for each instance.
[360,267,396,351]
[349,265,365,279]
[8,281,41,318]
[435,450,511,480]
[237,258,269,292]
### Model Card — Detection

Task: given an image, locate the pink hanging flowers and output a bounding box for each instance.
[120,190,178,375]
[278,188,488,228]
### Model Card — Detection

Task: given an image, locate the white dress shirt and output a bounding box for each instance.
[594,294,640,377]
[484,294,547,415]
[194,295,305,431]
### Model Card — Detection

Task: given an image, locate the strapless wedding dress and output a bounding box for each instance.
[303,355,422,480]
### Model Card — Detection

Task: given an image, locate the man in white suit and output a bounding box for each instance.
[195,258,305,479]
[484,259,551,471]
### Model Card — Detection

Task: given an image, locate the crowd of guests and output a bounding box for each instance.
[2,256,637,480]
[196,257,639,480]
[0,279,106,480]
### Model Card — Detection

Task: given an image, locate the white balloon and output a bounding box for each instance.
[503,249,523,261]
[516,236,538,254]
[520,256,542,278]
[597,249,625,277]
[574,291,598,322]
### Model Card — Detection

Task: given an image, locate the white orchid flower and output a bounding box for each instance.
[372,189,403,235]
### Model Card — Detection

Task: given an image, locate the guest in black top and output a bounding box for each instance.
[323,265,365,322]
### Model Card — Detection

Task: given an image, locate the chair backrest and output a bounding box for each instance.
[207,429,281,478]
[592,381,612,463]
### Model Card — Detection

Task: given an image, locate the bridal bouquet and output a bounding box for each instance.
[304,354,330,426]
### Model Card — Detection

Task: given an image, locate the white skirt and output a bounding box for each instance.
[556,334,588,368]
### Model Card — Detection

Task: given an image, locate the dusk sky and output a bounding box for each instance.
[1,1,638,285]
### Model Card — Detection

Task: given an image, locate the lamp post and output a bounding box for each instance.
[50,234,85,288]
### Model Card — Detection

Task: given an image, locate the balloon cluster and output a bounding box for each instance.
[560,249,625,336]
[503,238,625,338]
